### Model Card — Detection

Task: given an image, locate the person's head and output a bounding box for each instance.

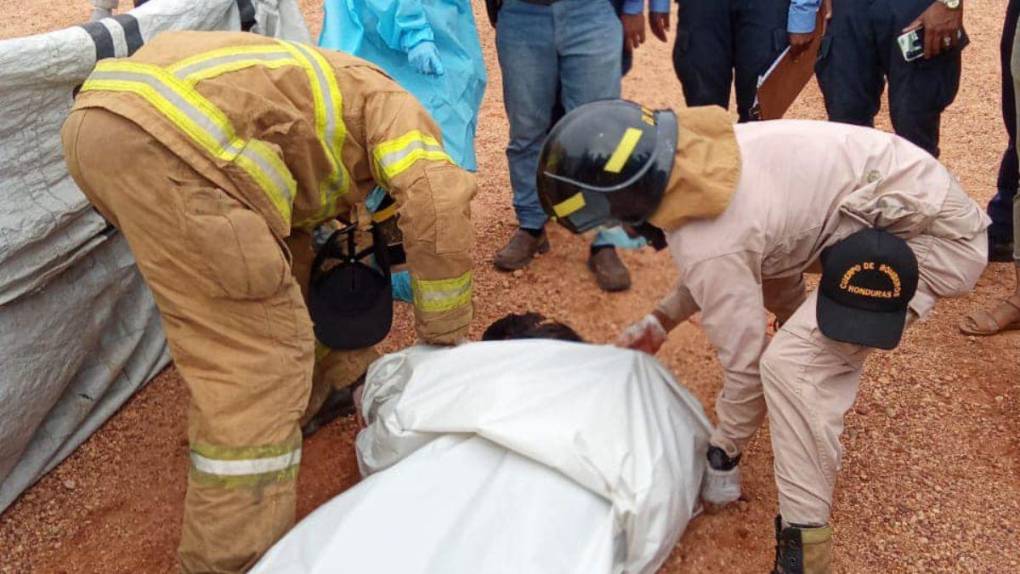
[536,99,678,243]
[482,313,584,343]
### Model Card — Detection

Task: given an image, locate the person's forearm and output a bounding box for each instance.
[654,284,698,331]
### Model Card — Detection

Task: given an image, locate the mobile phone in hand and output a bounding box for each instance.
[898,27,969,62]
[897,27,925,62]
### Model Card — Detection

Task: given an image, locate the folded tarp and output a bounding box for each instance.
[254,341,713,574]
[0,0,310,513]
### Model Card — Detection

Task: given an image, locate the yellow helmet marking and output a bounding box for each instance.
[604,127,644,174]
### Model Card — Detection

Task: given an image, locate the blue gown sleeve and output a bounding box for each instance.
[366,0,436,53]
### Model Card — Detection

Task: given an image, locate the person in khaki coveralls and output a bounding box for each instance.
[61,31,476,573]
[535,100,988,573]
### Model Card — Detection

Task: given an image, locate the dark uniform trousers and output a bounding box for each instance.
[989,0,1020,245]
[672,0,792,122]
[815,0,963,158]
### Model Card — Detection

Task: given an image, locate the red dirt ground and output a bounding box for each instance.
[1,1,1018,572]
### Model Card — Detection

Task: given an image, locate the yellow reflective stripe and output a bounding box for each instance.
[189,435,301,488]
[553,192,587,218]
[240,140,294,221]
[371,202,398,223]
[412,271,472,313]
[166,44,294,74]
[190,465,298,488]
[275,40,348,227]
[373,130,451,183]
[83,61,296,225]
[604,127,644,173]
[180,57,298,85]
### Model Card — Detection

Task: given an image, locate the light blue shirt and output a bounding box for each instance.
[621,0,670,15]
[623,0,822,34]
[788,0,822,34]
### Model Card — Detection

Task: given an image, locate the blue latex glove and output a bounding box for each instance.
[407,41,445,76]
[391,271,413,302]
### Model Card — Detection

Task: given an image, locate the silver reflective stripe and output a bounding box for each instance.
[88,69,293,207]
[173,50,294,80]
[287,42,344,193]
[416,282,471,303]
[242,144,294,205]
[378,139,446,171]
[88,69,243,158]
[191,448,301,477]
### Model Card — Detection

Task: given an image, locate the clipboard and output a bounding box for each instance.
[751,8,828,121]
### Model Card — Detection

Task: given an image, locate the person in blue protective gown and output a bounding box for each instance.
[320,0,487,302]
[320,0,486,171]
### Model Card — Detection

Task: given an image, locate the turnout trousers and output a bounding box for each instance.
[815,0,963,158]
[714,186,987,525]
[62,108,376,573]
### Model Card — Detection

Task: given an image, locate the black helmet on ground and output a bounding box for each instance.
[537,99,678,235]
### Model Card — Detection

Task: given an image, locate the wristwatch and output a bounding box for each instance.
[939,0,961,9]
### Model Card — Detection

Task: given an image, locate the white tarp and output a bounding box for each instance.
[0,0,310,512]
[254,341,714,574]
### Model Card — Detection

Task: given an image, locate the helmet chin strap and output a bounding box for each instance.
[628,222,668,251]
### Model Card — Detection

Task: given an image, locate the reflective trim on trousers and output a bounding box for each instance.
[189,440,301,488]
[412,271,473,313]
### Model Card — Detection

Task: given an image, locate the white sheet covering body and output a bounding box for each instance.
[254,341,713,574]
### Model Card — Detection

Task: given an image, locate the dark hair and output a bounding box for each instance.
[482,312,584,343]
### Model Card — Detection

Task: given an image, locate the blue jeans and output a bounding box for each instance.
[496,0,622,235]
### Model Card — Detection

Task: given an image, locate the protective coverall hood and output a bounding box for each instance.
[648,106,741,232]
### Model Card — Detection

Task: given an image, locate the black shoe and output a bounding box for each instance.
[301,375,365,437]
[772,515,833,574]
[989,239,1015,262]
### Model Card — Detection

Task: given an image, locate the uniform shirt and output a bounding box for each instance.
[622,0,819,34]
[655,120,986,401]
[788,0,822,33]
[621,0,670,14]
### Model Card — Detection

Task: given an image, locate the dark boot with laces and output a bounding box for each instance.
[772,515,833,574]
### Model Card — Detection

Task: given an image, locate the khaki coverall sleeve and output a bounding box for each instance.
[363,91,476,344]
[654,283,700,330]
[684,253,770,416]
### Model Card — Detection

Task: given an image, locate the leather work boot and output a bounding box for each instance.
[588,247,631,292]
[494,228,550,271]
[772,515,833,574]
[301,375,365,437]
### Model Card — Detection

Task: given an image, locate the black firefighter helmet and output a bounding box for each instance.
[537,99,678,234]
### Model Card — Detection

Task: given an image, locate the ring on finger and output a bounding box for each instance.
[942,36,952,48]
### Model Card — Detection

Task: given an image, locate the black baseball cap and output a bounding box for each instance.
[817,228,919,350]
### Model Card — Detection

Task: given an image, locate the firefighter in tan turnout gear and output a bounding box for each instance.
[61,31,475,573]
